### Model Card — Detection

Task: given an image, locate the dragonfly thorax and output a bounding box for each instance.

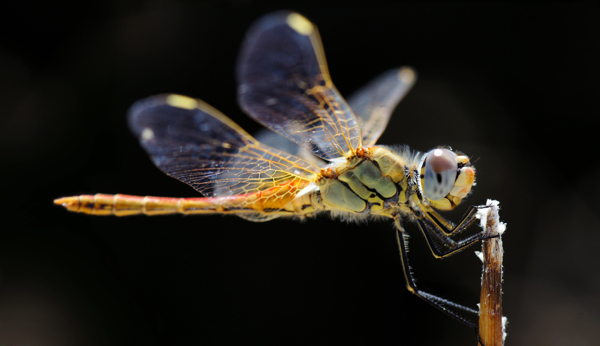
[315,146,410,215]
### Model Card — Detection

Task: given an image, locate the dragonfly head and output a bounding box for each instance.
[419,148,475,210]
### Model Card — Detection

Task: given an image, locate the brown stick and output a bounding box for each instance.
[477,201,506,346]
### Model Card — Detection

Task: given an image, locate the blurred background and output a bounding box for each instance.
[1,2,598,345]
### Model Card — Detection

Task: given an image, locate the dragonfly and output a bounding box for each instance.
[55,11,490,337]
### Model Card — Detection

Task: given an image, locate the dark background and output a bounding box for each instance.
[1,2,599,345]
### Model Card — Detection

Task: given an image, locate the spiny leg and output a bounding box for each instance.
[417,205,495,259]
[426,204,485,237]
[394,218,481,336]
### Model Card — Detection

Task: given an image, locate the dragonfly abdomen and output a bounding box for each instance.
[53,179,316,217]
[53,194,243,216]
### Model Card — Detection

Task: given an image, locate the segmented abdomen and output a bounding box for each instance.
[54,180,315,217]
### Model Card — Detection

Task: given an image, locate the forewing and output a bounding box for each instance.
[237,12,361,161]
[347,67,417,147]
[128,94,320,198]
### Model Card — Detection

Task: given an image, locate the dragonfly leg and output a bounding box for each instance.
[427,204,487,237]
[394,218,481,335]
[416,205,494,258]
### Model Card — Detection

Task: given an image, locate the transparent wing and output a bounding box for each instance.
[253,128,326,167]
[128,94,320,198]
[347,67,417,147]
[237,12,361,161]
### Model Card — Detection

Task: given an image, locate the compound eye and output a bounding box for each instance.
[423,149,457,200]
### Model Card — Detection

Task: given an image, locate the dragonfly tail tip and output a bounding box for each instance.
[53,196,81,212]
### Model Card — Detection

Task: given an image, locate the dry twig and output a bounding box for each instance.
[475,200,507,346]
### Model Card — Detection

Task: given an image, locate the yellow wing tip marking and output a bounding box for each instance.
[286,13,313,36]
[166,94,198,110]
[398,67,416,84]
